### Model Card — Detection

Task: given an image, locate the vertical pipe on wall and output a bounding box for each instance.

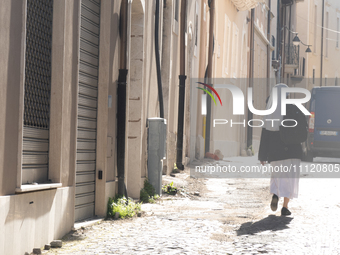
[247,8,255,149]
[267,0,271,96]
[276,0,281,83]
[176,0,187,170]
[287,5,291,66]
[320,0,325,86]
[117,0,128,196]
[204,0,214,154]
[155,0,164,118]
[282,7,286,82]
[287,5,292,87]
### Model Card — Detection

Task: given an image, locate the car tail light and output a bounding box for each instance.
[309,112,315,133]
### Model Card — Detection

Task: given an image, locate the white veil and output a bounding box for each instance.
[263,83,288,131]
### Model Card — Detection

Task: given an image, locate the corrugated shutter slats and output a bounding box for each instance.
[75,0,100,222]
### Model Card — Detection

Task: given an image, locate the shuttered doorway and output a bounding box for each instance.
[75,0,101,221]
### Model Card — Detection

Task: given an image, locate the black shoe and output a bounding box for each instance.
[270,194,279,211]
[281,207,291,216]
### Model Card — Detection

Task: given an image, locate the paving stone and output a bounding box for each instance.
[32,248,41,254]
[50,240,62,248]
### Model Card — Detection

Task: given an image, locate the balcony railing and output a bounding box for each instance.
[230,0,265,11]
[292,57,305,78]
[285,44,299,66]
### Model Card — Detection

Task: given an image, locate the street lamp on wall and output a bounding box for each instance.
[300,40,312,53]
[282,26,312,53]
[292,35,300,46]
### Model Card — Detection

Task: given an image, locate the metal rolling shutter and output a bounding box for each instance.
[22,0,53,184]
[75,0,101,221]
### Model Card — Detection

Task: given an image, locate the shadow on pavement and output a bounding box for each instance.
[236,215,293,236]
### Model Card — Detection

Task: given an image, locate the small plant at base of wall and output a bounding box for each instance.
[106,195,141,219]
[162,182,178,195]
[140,179,160,203]
[172,163,180,173]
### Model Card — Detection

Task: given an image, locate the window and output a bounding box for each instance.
[203,3,206,21]
[258,47,261,78]
[314,5,317,53]
[223,15,231,76]
[262,50,265,78]
[313,69,315,84]
[254,43,258,78]
[173,0,180,34]
[231,23,239,78]
[195,1,198,47]
[302,57,305,77]
[175,0,179,21]
[326,12,329,57]
[272,35,276,60]
[337,17,339,48]
[184,0,188,34]
[22,0,54,185]
[241,33,247,77]
[206,32,209,65]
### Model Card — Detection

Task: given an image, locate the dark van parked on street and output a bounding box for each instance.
[303,86,340,161]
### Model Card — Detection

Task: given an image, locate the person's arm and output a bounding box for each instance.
[258,128,269,164]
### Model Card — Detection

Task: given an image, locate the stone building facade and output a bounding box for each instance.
[0,0,203,253]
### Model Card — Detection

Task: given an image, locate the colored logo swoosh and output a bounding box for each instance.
[196,82,223,106]
[196,87,217,105]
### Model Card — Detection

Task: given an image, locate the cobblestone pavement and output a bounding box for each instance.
[45,157,340,255]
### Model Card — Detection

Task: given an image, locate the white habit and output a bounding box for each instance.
[270,158,300,199]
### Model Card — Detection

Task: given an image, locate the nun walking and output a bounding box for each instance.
[258,84,302,216]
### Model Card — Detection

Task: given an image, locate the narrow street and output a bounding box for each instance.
[3,1,340,254]
[45,156,340,255]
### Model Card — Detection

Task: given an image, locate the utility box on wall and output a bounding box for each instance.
[147,118,167,195]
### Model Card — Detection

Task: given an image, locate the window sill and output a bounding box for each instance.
[15,183,62,193]
[172,20,179,36]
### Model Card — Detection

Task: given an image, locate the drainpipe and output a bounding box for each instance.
[155,0,164,118]
[287,5,291,73]
[204,0,215,154]
[287,5,292,86]
[176,0,187,170]
[267,0,271,96]
[276,0,281,83]
[320,0,324,86]
[282,7,286,81]
[247,8,254,149]
[117,0,128,196]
